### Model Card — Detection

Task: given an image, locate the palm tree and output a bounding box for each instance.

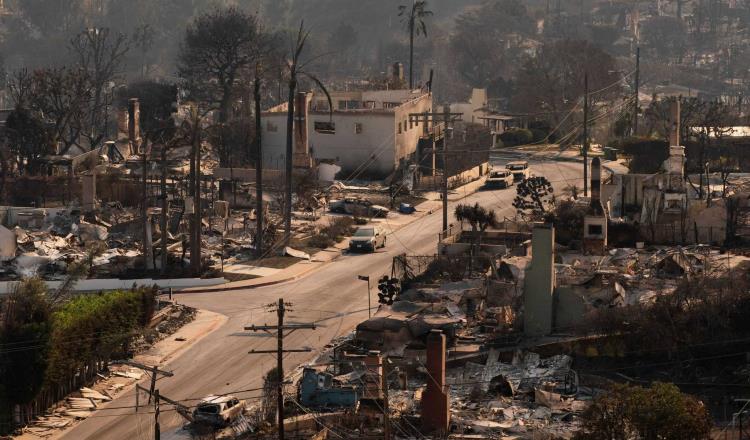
[398,1,432,89]
[455,203,497,248]
[283,22,332,246]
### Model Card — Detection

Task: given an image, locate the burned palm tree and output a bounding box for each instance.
[398,1,433,89]
[282,22,332,247]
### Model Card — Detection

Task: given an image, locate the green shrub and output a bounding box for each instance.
[528,120,553,143]
[309,217,357,248]
[576,382,712,440]
[45,288,155,385]
[308,234,335,249]
[607,136,668,173]
[499,128,534,147]
[321,217,356,241]
[550,201,587,245]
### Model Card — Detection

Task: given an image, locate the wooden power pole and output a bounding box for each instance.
[135,384,194,438]
[409,108,463,233]
[582,73,589,197]
[634,46,640,136]
[382,357,391,440]
[246,298,316,440]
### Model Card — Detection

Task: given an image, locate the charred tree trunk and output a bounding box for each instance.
[284,77,297,247]
[190,129,201,274]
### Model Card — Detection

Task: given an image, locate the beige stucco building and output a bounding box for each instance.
[260,89,433,178]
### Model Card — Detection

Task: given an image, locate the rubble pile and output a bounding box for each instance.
[554,245,713,309]
[23,367,139,437]
[447,352,588,439]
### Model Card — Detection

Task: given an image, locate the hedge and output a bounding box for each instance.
[499,128,534,147]
[0,284,155,433]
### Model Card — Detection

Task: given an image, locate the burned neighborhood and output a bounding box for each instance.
[3,0,750,439]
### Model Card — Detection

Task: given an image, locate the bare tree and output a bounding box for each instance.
[178,7,259,124]
[131,24,155,78]
[70,27,130,149]
[29,67,91,154]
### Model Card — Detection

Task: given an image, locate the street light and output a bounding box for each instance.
[358,275,371,318]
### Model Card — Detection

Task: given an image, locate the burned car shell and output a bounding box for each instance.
[329,197,389,218]
[192,395,246,426]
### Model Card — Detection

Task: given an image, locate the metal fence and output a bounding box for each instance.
[640,223,725,246]
[391,253,492,286]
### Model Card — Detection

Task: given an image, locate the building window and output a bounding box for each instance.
[404,119,408,131]
[588,224,603,235]
[354,123,363,134]
[383,102,400,109]
[266,121,278,132]
[409,119,413,129]
[314,121,336,134]
[398,122,402,134]
[316,100,330,111]
[338,100,360,110]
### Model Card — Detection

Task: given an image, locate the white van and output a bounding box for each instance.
[506,161,530,181]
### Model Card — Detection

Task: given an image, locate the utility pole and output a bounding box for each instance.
[246,298,316,440]
[112,360,174,405]
[153,389,160,440]
[382,357,391,440]
[582,73,589,197]
[254,62,264,259]
[634,46,640,136]
[408,109,463,233]
[135,384,194,438]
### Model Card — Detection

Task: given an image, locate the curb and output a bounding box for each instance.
[173,175,490,295]
[173,256,337,294]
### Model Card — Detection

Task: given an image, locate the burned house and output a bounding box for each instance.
[260,87,433,178]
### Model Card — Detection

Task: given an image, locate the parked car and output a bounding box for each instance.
[329,197,389,218]
[485,169,514,188]
[506,161,530,181]
[349,225,386,252]
[192,395,246,427]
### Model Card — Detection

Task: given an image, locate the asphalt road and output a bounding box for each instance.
[60,155,585,440]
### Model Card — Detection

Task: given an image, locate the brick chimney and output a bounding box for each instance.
[392,62,404,82]
[363,350,383,400]
[128,98,141,152]
[668,98,680,147]
[665,98,686,178]
[584,157,607,255]
[421,330,449,434]
[293,91,312,168]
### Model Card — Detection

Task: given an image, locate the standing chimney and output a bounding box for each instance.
[393,62,404,82]
[523,224,556,336]
[668,98,680,147]
[293,92,312,168]
[422,330,449,434]
[363,350,383,400]
[128,98,141,152]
